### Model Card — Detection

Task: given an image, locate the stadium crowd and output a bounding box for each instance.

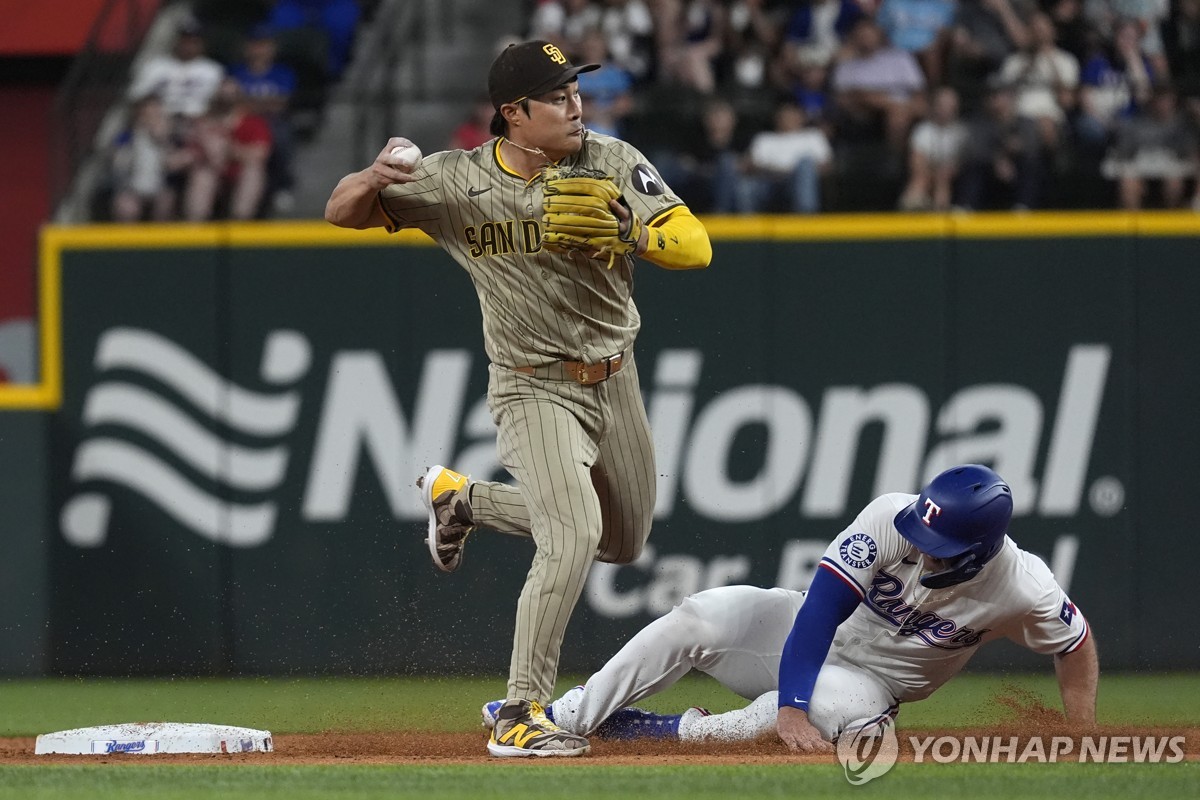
[106,0,364,222]
[522,0,1200,213]
[102,0,1200,219]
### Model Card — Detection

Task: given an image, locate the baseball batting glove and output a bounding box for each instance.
[540,166,643,269]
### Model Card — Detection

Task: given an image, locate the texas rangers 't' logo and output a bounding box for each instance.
[922,498,943,525]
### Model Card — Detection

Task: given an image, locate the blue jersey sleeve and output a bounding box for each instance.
[777,565,863,710]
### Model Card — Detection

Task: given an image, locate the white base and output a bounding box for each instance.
[35,722,273,755]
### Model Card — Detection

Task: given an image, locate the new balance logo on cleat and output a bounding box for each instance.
[496,724,538,748]
[486,700,589,758]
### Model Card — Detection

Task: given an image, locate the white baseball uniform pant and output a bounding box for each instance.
[550,585,898,741]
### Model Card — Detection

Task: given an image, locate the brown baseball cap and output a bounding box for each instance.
[488,41,600,108]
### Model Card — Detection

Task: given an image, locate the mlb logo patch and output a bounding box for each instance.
[1059,600,1076,626]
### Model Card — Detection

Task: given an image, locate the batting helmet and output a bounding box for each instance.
[893,464,1013,589]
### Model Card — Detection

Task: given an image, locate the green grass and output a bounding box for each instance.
[0,763,1195,800]
[1,672,1197,736]
[0,673,1195,799]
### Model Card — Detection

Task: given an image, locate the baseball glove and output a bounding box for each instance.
[541,166,643,269]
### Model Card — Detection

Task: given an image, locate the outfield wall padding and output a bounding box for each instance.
[0,218,1195,675]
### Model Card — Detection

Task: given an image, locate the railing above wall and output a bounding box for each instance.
[343,0,420,169]
[341,0,483,170]
[50,0,161,213]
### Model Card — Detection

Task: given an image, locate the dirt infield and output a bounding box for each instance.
[3,725,1197,766]
[2,686,1192,765]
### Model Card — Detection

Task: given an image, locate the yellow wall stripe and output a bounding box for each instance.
[37,221,434,250]
[700,211,1200,239]
[0,228,61,410]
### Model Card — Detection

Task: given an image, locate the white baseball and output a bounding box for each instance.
[389,143,423,173]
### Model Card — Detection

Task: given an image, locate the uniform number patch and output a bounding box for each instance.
[840,533,878,570]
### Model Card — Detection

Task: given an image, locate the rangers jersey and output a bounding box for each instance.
[819,493,1090,703]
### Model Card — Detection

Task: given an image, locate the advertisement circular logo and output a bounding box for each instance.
[839,533,878,569]
[836,715,898,785]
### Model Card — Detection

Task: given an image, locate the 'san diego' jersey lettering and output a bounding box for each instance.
[376,131,683,368]
[464,219,543,258]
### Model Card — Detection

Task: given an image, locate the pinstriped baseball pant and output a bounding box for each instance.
[470,356,656,703]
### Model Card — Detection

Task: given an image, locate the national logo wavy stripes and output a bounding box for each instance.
[59,327,310,548]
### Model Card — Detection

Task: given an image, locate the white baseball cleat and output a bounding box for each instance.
[416,465,476,573]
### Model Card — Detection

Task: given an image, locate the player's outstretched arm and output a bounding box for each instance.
[1054,633,1098,726]
[776,567,862,753]
[325,138,422,229]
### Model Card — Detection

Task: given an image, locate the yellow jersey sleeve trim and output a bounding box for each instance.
[646,203,685,228]
[375,192,402,233]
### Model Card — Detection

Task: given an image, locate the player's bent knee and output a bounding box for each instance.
[595,538,642,564]
[663,599,717,646]
[807,665,893,741]
[593,517,650,564]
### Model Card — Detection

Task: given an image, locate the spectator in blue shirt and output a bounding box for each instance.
[230,26,298,113]
[793,56,832,134]
[576,31,635,137]
[267,0,360,79]
[230,25,299,213]
[1075,18,1155,152]
[876,0,957,84]
[784,0,865,69]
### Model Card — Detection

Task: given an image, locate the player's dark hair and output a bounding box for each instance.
[489,99,532,137]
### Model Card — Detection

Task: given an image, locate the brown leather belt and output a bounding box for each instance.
[513,352,625,385]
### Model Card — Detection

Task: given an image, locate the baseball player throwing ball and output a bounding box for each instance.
[482,465,1098,750]
[325,41,711,757]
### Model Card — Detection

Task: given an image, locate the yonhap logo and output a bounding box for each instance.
[836,715,898,785]
[60,327,311,548]
[909,734,1187,763]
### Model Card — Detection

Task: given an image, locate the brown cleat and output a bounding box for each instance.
[487,699,590,758]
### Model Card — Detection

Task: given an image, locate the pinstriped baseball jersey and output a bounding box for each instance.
[377,131,684,368]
